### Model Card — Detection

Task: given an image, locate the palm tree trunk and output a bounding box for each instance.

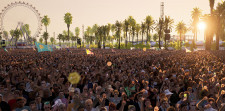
[15,38,18,48]
[146,30,149,42]
[165,36,166,49]
[159,33,161,49]
[119,35,120,49]
[103,35,105,49]
[129,32,131,43]
[195,30,197,41]
[142,32,144,44]
[136,33,138,43]
[216,32,219,50]
[125,31,128,48]
[67,24,70,46]
[46,26,47,33]
[180,33,182,48]
[132,31,134,46]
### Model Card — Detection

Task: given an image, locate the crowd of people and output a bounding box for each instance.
[0,48,225,111]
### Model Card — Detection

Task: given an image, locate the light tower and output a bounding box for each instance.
[160,2,164,19]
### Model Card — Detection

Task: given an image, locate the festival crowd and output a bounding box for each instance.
[0,49,225,111]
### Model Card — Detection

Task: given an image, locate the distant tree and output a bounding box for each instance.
[41,15,50,33]
[153,33,159,42]
[141,22,146,44]
[42,32,49,45]
[64,13,73,42]
[145,15,154,42]
[14,29,21,48]
[136,24,141,43]
[50,37,55,45]
[176,21,188,48]
[115,21,122,49]
[57,34,64,46]
[39,38,43,43]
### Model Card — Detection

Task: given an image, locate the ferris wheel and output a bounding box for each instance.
[0,1,42,40]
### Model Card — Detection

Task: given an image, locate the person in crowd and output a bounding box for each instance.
[0,94,10,111]
[1,49,225,110]
[15,97,31,111]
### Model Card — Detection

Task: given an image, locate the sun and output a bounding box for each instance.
[198,22,206,30]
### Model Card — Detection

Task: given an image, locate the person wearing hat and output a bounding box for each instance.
[43,101,51,111]
[0,94,10,111]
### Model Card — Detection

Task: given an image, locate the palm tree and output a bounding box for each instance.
[10,30,14,37]
[102,25,107,49]
[57,34,63,46]
[86,26,92,44]
[209,0,215,15]
[3,31,8,40]
[124,19,129,47]
[176,21,188,48]
[153,33,159,42]
[97,26,103,48]
[39,38,43,43]
[64,13,73,43]
[215,1,225,50]
[111,24,116,44]
[75,27,80,47]
[136,24,141,43]
[3,31,8,46]
[191,8,202,42]
[13,29,21,48]
[131,19,136,45]
[128,16,134,43]
[50,37,55,45]
[41,15,50,33]
[22,24,32,43]
[156,18,164,49]
[71,36,76,47]
[42,32,49,45]
[205,0,215,50]
[61,34,66,45]
[141,22,146,44]
[106,23,111,46]
[164,16,174,49]
[145,15,154,42]
[92,24,98,45]
[115,21,122,49]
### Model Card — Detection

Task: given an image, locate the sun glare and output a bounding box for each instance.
[198,22,206,30]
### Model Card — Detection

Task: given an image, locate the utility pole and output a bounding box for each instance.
[160,2,164,20]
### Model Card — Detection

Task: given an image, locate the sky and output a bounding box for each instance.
[0,0,222,41]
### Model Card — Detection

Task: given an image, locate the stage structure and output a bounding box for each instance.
[0,1,42,45]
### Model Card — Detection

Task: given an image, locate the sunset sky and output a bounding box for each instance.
[0,0,222,41]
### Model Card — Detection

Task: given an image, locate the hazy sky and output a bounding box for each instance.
[0,0,222,40]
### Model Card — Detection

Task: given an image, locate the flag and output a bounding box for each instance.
[4,48,8,52]
[86,49,94,55]
[35,42,53,52]
[55,46,61,49]
[186,48,191,53]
